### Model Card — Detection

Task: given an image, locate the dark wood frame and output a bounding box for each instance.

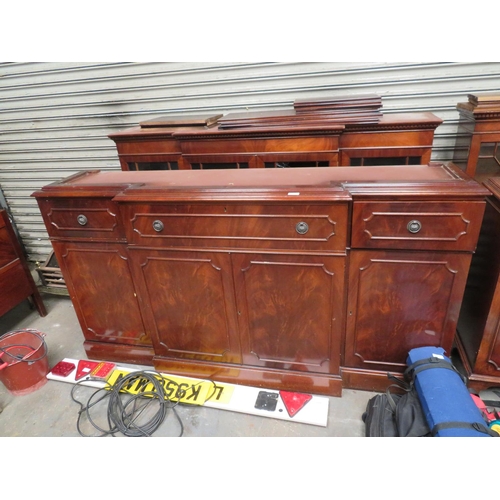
[453,96,500,181]
[456,177,500,391]
[109,112,442,172]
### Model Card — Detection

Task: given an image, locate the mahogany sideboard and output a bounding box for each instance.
[109,110,442,172]
[0,209,46,319]
[32,163,488,396]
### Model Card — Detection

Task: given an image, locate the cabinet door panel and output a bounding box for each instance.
[0,261,34,317]
[233,253,345,374]
[0,220,32,316]
[0,223,19,267]
[345,250,471,371]
[128,249,241,363]
[52,241,150,345]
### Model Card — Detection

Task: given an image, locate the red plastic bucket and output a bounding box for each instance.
[0,329,49,395]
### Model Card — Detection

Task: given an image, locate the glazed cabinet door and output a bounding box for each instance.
[232,253,345,375]
[52,241,150,346]
[457,197,500,381]
[127,249,241,364]
[345,249,472,372]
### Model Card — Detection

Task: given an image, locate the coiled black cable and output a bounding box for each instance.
[0,329,48,363]
[71,370,185,437]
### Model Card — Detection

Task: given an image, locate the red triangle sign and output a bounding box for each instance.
[75,360,99,381]
[279,391,312,417]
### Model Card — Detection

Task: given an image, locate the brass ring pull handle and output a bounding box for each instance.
[152,220,164,232]
[296,222,309,235]
[77,215,88,226]
[407,220,422,234]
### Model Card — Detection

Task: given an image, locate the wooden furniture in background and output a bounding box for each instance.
[456,176,500,391]
[32,164,487,395]
[108,96,442,172]
[453,93,500,182]
[36,250,68,296]
[0,209,47,318]
[452,94,500,391]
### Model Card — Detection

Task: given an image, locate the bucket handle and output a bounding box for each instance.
[0,329,47,366]
[0,352,8,371]
[24,331,47,365]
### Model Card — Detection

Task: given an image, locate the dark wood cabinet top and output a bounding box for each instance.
[108,112,443,142]
[32,163,488,202]
[483,177,500,199]
[457,94,500,123]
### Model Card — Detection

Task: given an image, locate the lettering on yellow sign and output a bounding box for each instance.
[106,370,234,405]
[205,382,235,404]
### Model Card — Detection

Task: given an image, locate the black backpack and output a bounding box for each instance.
[362,376,430,437]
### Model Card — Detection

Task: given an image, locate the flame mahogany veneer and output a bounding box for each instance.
[33,163,488,395]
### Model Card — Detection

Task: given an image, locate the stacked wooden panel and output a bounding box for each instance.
[218,94,383,129]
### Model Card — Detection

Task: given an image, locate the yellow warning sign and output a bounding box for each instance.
[106,370,234,406]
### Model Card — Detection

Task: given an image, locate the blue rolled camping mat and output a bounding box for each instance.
[406,346,495,437]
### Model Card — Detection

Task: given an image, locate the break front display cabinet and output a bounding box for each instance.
[108,94,443,172]
[452,94,500,390]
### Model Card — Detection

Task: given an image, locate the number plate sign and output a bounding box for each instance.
[106,369,234,406]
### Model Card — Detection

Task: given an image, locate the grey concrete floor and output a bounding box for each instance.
[0,292,378,438]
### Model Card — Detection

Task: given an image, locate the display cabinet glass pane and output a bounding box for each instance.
[128,161,179,171]
[264,161,329,168]
[190,163,249,170]
[475,142,500,181]
[350,156,421,167]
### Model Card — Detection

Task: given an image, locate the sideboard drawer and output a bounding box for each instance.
[351,201,486,251]
[37,198,124,240]
[122,203,349,251]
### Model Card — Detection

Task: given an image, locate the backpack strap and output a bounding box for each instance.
[431,421,498,437]
[480,399,500,408]
[387,373,412,390]
[404,356,467,384]
[480,388,500,408]
[384,373,413,412]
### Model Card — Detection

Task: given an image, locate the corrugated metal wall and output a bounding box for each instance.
[1,61,500,264]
